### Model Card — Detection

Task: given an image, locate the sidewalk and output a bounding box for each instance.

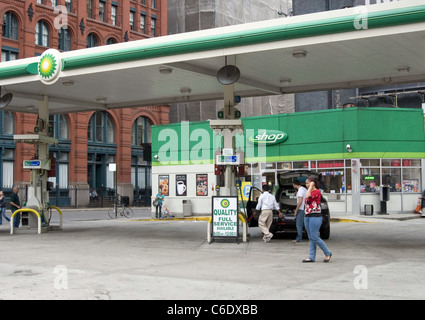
[330,212,422,223]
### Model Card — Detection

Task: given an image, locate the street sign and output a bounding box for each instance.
[23,159,51,170]
[211,196,239,241]
[216,155,240,165]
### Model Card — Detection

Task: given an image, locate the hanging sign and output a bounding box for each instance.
[211,196,239,241]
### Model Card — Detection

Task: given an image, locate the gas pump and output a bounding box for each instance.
[13,95,58,232]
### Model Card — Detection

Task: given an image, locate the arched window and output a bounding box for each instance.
[88,112,115,144]
[131,116,152,146]
[2,11,18,40]
[131,116,152,206]
[58,28,72,51]
[106,37,118,45]
[86,33,99,48]
[0,111,15,188]
[35,20,49,47]
[49,114,69,140]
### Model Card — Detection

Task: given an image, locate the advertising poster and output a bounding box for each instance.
[196,174,208,196]
[158,175,169,196]
[212,196,238,241]
[176,174,187,196]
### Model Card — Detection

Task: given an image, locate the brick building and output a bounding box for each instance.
[0,0,169,206]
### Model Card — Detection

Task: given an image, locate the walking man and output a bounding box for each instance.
[255,185,282,242]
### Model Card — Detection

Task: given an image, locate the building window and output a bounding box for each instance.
[35,20,49,47]
[1,48,18,61]
[1,111,14,136]
[58,28,71,51]
[151,17,156,36]
[140,14,146,33]
[132,116,152,146]
[49,114,69,140]
[2,11,18,40]
[86,0,93,18]
[86,33,99,48]
[65,0,72,12]
[152,0,156,9]
[111,4,118,26]
[88,112,115,144]
[130,11,135,31]
[106,37,118,45]
[99,1,105,22]
[2,149,14,188]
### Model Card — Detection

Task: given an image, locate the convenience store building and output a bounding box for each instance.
[152,107,425,216]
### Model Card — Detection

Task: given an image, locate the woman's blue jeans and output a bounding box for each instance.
[304,216,331,261]
[0,207,9,224]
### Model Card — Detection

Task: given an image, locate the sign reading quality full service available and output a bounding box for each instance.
[212,196,238,239]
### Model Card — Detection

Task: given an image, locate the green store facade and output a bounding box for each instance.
[152,107,425,216]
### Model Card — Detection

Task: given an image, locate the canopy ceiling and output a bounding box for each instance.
[0,0,424,114]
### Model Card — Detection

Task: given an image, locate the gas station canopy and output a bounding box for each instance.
[0,0,424,114]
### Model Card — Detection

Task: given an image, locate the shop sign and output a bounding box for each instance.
[248,130,288,145]
[211,196,239,241]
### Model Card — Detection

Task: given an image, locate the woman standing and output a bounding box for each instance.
[302,177,332,263]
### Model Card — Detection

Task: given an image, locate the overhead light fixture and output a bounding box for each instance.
[397,66,411,74]
[292,50,307,58]
[159,67,173,75]
[96,97,107,103]
[61,80,75,86]
[180,87,192,95]
[0,87,13,109]
[280,78,292,85]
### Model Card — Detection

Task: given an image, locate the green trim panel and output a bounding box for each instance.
[0,5,424,79]
[152,108,425,167]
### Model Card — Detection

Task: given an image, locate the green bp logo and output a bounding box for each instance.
[38,49,61,84]
[220,199,230,208]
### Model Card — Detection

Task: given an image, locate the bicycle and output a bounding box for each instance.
[108,197,134,219]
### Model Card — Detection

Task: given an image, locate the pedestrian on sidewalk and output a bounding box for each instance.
[10,186,21,228]
[255,185,282,242]
[302,177,332,263]
[0,191,9,224]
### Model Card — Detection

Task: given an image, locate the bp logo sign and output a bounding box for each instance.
[249,130,288,145]
[220,199,230,208]
[38,49,62,85]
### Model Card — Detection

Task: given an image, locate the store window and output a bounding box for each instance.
[402,159,421,193]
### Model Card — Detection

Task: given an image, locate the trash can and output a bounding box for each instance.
[182,199,192,217]
[364,204,373,216]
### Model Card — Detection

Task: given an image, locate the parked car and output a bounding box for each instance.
[246,170,330,239]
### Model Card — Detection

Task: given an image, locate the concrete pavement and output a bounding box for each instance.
[0,208,424,300]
